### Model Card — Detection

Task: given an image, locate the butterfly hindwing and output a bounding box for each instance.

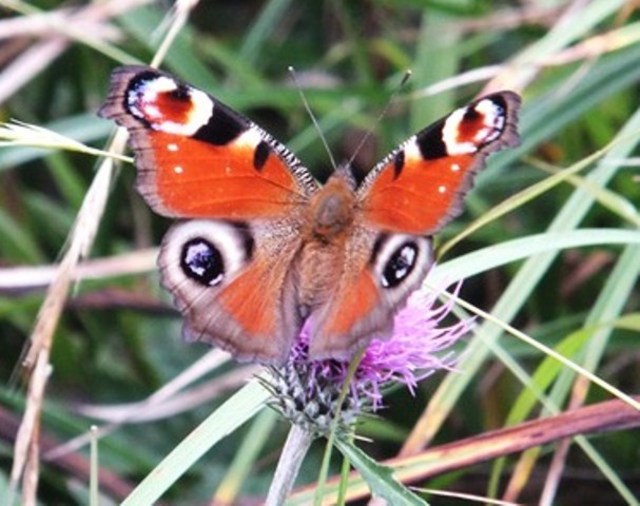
[158,219,303,364]
[309,230,434,359]
[99,65,317,220]
[358,91,521,235]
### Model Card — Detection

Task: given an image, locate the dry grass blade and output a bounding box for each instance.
[0,249,156,293]
[538,438,572,505]
[6,1,211,501]
[412,487,523,506]
[0,39,68,104]
[0,120,132,162]
[0,405,135,502]
[44,355,260,463]
[458,4,563,31]
[411,22,640,103]
[7,352,50,506]
[291,396,640,503]
[544,22,640,65]
[0,7,118,40]
[21,140,123,370]
[9,130,126,504]
[73,365,257,424]
[408,66,504,101]
[0,0,151,103]
[150,0,201,68]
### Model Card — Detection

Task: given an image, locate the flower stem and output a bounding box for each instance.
[314,348,366,505]
[266,424,314,505]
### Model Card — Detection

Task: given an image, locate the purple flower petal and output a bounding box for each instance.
[282,278,472,413]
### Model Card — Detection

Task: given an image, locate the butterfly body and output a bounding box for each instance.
[99,66,520,364]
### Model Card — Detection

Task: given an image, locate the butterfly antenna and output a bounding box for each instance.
[288,66,338,171]
[347,69,412,169]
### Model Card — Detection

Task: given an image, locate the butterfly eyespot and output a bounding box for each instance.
[161,220,254,293]
[381,241,419,288]
[180,238,225,286]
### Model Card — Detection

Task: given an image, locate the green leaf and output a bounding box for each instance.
[121,379,269,506]
[334,438,428,506]
[432,228,640,284]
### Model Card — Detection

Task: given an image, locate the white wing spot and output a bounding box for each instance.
[167,143,179,152]
[476,98,502,125]
[473,99,504,143]
[402,136,421,160]
[451,163,460,172]
[174,166,184,174]
[144,104,161,118]
[134,76,214,135]
[438,185,447,194]
[442,108,476,155]
[233,126,263,148]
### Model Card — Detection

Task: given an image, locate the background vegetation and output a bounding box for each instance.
[0,0,639,504]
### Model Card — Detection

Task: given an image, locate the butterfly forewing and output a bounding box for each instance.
[358,91,521,235]
[99,65,317,220]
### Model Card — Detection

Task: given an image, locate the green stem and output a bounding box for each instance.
[314,348,366,505]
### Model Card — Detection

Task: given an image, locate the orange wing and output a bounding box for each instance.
[358,91,521,235]
[99,65,317,219]
[157,219,303,364]
[308,232,433,360]
[308,268,381,359]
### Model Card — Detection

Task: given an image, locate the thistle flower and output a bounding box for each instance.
[266,281,471,435]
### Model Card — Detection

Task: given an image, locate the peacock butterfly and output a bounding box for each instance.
[99,65,521,365]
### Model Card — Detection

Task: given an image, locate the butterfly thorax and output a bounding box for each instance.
[307,173,356,242]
